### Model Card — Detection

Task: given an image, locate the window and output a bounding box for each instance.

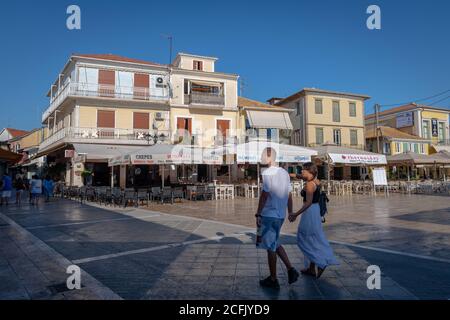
[193,60,203,71]
[315,99,323,114]
[98,70,115,97]
[333,129,341,145]
[134,73,149,99]
[216,119,230,138]
[438,122,446,142]
[349,102,356,117]
[332,101,340,122]
[402,142,409,152]
[413,143,419,153]
[383,142,391,155]
[422,120,431,139]
[350,130,358,146]
[133,112,149,130]
[295,101,300,116]
[396,143,400,153]
[97,110,115,128]
[315,128,324,145]
[420,144,425,154]
[177,117,192,144]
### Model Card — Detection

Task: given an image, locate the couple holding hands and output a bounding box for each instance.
[255,147,338,289]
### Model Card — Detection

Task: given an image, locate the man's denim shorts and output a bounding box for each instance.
[257,216,284,252]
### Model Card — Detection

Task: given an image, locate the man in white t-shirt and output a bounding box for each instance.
[255,147,299,289]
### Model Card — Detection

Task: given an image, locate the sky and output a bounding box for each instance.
[0,0,449,130]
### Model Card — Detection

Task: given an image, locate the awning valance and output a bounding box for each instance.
[73,144,144,161]
[246,110,293,130]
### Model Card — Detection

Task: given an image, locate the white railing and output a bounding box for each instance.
[43,82,170,122]
[39,127,171,150]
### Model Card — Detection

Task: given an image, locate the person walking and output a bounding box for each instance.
[29,175,42,206]
[289,162,338,279]
[43,175,54,202]
[256,147,299,289]
[0,173,13,206]
[14,176,26,205]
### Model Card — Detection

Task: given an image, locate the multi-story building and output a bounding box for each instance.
[365,126,431,156]
[39,53,279,186]
[365,103,450,153]
[8,128,45,179]
[272,88,370,150]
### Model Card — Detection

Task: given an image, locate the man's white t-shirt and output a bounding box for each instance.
[261,166,292,219]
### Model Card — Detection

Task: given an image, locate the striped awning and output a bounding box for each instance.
[246,110,293,130]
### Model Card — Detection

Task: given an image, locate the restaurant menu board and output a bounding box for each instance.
[372,167,388,186]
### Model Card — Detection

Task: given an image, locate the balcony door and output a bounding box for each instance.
[177,117,192,144]
[98,70,115,97]
[134,73,149,100]
[216,119,230,145]
[97,110,115,138]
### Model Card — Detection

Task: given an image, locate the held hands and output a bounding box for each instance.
[288,211,299,223]
[256,215,262,227]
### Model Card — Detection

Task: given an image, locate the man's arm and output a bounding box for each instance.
[256,191,269,217]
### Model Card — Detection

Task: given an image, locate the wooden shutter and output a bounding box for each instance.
[98,70,115,97]
[198,61,203,71]
[133,112,149,130]
[217,120,230,138]
[97,110,115,128]
[134,73,149,99]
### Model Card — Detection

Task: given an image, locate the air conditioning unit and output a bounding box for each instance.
[155,76,168,88]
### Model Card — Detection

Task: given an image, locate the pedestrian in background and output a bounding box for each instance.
[14,176,26,205]
[43,175,54,202]
[0,173,13,206]
[30,175,42,206]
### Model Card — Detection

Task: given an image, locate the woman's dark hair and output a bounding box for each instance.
[302,162,318,178]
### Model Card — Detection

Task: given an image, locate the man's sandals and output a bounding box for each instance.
[301,266,326,279]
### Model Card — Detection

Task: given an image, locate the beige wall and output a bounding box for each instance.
[170,107,239,147]
[175,56,215,72]
[170,73,238,110]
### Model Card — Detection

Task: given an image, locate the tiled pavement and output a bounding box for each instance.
[0,193,449,300]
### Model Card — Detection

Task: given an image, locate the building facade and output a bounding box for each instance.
[273,88,370,150]
[365,103,450,154]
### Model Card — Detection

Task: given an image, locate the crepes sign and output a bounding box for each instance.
[329,153,387,165]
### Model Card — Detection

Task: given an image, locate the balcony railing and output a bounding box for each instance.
[308,143,366,150]
[39,127,171,150]
[43,82,170,122]
[184,92,225,106]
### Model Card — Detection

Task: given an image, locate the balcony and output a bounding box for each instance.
[184,92,225,108]
[39,127,171,151]
[308,143,366,150]
[43,82,170,122]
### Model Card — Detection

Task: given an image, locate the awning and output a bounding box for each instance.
[0,148,22,163]
[33,143,69,159]
[73,144,144,161]
[312,145,387,165]
[432,145,450,153]
[246,110,293,130]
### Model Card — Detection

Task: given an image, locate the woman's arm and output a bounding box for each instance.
[295,182,316,216]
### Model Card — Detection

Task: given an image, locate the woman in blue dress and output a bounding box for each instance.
[289,162,338,278]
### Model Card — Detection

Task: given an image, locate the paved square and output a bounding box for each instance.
[0,193,448,300]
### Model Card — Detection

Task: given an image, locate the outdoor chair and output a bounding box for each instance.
[136,190,149,206]
[186,186,197,201]
[112,188,122,206]
[195,186,206,201]
[150,187,161,201]
[159,188,174,204]
[205,186,215,200]
[123,190,137,207]
[172,187,184,203]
